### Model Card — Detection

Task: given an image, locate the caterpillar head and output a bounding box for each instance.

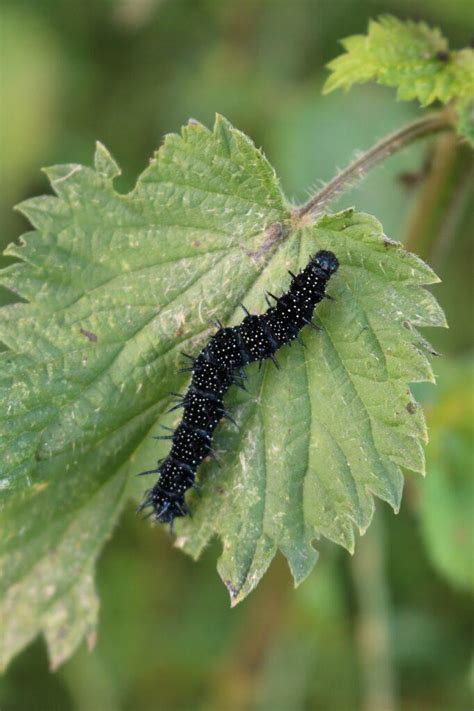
[313,250,339,276]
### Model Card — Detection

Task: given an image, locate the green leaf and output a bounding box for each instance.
[418,358,474,592]
[172,211,445,603]
[0,116,287,671]
[323,15,474,144]
[0,116,445,668]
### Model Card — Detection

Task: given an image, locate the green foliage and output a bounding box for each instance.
[175,211,444,604]
[0,115,445,669]
[0,116,286,670]
[323,15,474,144]
[419,358,474,592]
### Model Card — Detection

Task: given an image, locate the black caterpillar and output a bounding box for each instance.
[138,250,339,528]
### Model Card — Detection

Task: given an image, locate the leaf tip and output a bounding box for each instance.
[94,141,121,181]
[186,117,205,128]
[224,579,241,607]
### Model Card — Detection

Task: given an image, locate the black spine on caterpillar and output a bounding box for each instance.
[138,250,339,527]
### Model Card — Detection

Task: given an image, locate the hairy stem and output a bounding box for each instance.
[295,109,455,222]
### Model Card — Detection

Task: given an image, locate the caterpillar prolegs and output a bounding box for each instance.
[138,250,339,527]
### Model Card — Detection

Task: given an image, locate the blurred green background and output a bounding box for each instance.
[1,1,473,709]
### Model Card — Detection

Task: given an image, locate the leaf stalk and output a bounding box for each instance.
[295,108,456,222]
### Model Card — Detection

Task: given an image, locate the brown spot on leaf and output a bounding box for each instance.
[248,222,288,260]
[406,402,417,415]
[80,328,98,342]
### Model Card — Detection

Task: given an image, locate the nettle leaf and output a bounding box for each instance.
[172,213,444,602]
[0,116,445,668]
[323,15,474,145]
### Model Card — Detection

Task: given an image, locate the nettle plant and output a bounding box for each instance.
[1,17,473,670]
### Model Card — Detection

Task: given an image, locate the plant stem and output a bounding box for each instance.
[295,109,455,222]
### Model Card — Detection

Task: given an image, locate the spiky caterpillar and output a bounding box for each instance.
[139,250,339,527]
